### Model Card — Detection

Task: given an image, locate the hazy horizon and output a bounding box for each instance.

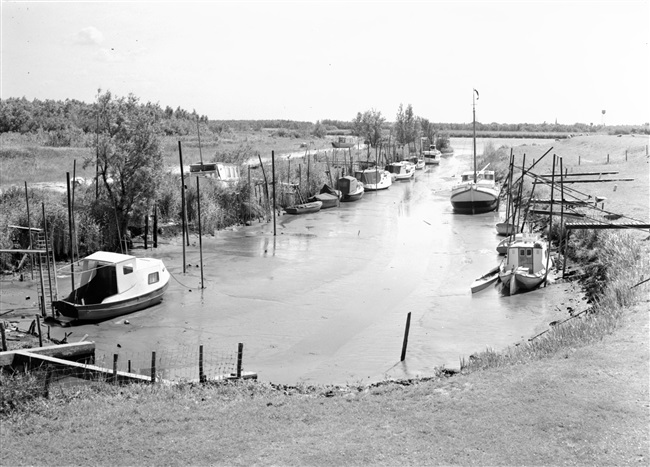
[2,1,648,126]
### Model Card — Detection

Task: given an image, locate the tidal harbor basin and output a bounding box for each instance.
[45,138,584,385]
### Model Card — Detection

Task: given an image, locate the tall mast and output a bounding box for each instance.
[473,89,478,183]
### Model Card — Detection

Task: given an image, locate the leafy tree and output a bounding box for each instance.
[90,91,164,249]
[352,109,385,148]
[393,103,418,148]
[312,120,327,138]
[418,117,435,146]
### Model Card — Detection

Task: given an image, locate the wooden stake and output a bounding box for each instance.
[196,177,204,289]
[400,312,411,361]
[36,314,43,347]
[113,353,118,384]
[199,345,205,383]
[237,343,243,378]
[0,322,7,351]
[151,351,156,383]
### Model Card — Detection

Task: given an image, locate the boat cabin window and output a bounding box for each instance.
[461,174,471,182]
[148,272,159,284]
[519,250,525,256]
[526,249,532,257]
[123,263,134,275]
[484,173,494,180]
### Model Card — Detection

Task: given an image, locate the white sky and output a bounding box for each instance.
[1,0,649,125]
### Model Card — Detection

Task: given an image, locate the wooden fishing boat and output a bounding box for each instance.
[355,168,392,191]
[386,161,415,180]
[53,252,170,322]
[498,234,551,295]
[450,90,499,214]
[331,136,355,148]
[285,200,323,215]
[337,175,364,202]
[496,221,516,236]
[308,193,339,209]
[470,265,500,293]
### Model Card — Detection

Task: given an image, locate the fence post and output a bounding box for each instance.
[199,345,205,383]
[236,343,243,378]
[0,322,6,351]
[36,314,43,347]
[151,351,156,383]
[400,312,412,361]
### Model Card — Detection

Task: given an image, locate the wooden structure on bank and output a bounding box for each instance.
[0,341,257,385]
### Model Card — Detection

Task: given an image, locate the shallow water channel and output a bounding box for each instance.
[55,138,585,385]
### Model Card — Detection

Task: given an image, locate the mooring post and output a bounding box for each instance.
[128,360,131,373]
[35,314,43,347]
[153,204,158,248]
[0,322,7,351]
[607,153,609,164]
[236,343,243,378]
[151,351,156,383]
[625,150,628,161]
[144,213,149,250]
[400,312,412,361]
[578,155,581,166]
[271,151,276,236]
[113,353,118,384]
[199,345,205,383]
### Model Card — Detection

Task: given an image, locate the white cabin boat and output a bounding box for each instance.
[386,161,415,180]
[498,235,551,295]
[355,168,392,191]
[422,145,441,165]
[54,252,170,321]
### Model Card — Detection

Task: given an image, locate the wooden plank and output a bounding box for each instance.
[0,342,95,367]
[537,171,619,177]
[566,222,650,230]
[533,178,633,184]
[12,350,153,384]
[0,249,47,254]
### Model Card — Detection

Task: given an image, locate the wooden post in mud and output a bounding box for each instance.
[66,173,75,288]
[151,351,156,383]
[153,204,158,248]
[35,315,43,347]
[196,177,204,289]
[113,354,118,384]
[178,142,187,273]
[236,343,244,378]
[41,203,56,317]
[271,151,277,236]
[0,322,7,351]
[144,212,149,250]
[199,345,205,383]
[400,312,411,361]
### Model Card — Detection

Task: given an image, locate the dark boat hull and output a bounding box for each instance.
[54,282,169,322]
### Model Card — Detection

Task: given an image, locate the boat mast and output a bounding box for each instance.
[473,89,478,183]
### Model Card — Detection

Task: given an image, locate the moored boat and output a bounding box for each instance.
[53,252,170,321]
[470,265,500,294]
[422,146,441,165]
[285,200,323,215]
[409,156,426,170]
[450,89,499,214]
[498,234,551,295]
[337,175,364,201]
[355,168,392,191]
[386,161,415,180]
[308,193,339,209]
